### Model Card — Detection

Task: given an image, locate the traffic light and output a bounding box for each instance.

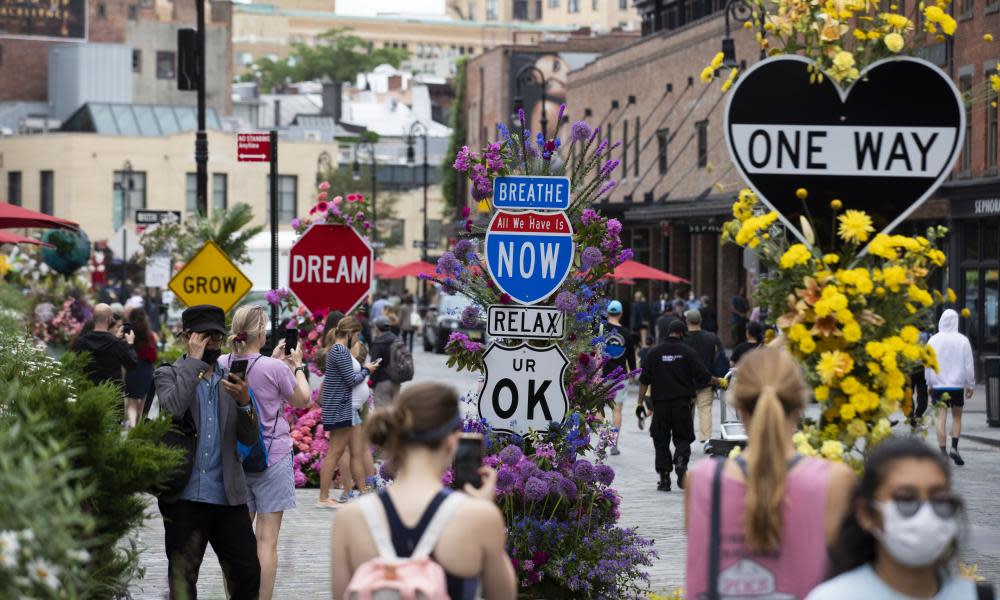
[177,28,198,91]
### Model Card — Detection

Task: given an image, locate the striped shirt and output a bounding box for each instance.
[321,344,368,426]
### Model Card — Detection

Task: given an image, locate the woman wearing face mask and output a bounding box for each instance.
[807,437,992,600]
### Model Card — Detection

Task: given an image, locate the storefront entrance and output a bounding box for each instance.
[953,211,1000,368]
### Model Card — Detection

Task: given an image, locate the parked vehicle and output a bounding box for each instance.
[422,293,484,353]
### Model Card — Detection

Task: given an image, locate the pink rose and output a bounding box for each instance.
[318,181,331,191]
[318,191,328,201]
[332,195,343,205]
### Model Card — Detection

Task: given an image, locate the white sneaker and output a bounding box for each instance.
[703,440,712,453]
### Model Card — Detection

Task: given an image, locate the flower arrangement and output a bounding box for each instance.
[291,183,371,236]
[267,288,328,374]
[724,189,947,469]
[285,390,328,487]
[31,297,91,347]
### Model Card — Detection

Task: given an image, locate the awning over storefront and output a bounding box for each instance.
[622,194,733,223]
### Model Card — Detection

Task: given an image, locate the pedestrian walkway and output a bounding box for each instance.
[960,384,1000,448]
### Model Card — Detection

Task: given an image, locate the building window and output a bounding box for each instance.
[113,171,146,229]
[634,116,640,177]
[185,173,197,215]
[428,219,443,246]
[619,0,627,8]
[132,49,142,73]
[213,173,228,212]
[549,0,560,6]
[989,88,999,168]
[569,0,580,11]
[593,0,599,8]
[7,172,21,206]
[696,120,709,168]
[486,0,497,19]
[622,119,628,178]
[127,4,137,20]
[96,2,106,18]
[40,171,54,215]
[960,74,973,172]
[989,0,999,11]
[960,0,973,16]
[468,0,475,19]
[514,0,529,18]
[156,51,175,80]
[267,175,298,223]
[657,128,669,174]
[0,45,4,67]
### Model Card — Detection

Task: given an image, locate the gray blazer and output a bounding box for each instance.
[154,356,259,505]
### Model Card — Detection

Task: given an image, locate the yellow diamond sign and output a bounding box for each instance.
[168,241,253,313]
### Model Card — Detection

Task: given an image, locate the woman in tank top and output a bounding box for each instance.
[684,347,856,600]
[330,382,517,599]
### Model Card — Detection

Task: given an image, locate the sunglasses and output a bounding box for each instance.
[887,496,962,519]
[185,331,224,342]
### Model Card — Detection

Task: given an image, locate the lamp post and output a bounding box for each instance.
[113,160,134,301]
[406,121,429,263]
[352,140,378,252]
[721,0,762,67]
[512,64,548,140]
[195,0,208,215]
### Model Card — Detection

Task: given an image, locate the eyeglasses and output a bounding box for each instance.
[888,496,962,519]
[185,331,224,342]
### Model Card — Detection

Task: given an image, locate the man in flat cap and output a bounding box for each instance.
[154,304,261,599]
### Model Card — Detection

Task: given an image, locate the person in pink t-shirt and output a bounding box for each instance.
[684,347,856,600]
[221,305,312,600]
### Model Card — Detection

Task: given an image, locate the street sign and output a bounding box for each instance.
[492,176,571,211]
[135,210,182,227]
[486,305,564,340]
[725,55,964,248]
[144,251,172,288]
[168,241,253,313]
[237,132,272,162]
[485,210,574,306]
[289,223,373,316]
[413,240,439,250]
[479,342,568,435]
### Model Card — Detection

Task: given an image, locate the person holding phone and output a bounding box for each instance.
[318,317,380,507]
[220,305,312,600]
[153,304,262,599]
[71,302,138,389]
[331,382,517,600]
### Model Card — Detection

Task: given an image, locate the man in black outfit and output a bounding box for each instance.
[71,302,138,386]
[639,319,714,492]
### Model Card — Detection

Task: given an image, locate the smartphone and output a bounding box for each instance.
[372,357,383,365]
[122,323,132,335]
[284,328,299,355]
[229,359,248,380]
[451,433,483,490]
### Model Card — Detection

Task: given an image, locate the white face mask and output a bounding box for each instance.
[873,500,958,568]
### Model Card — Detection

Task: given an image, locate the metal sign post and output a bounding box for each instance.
[270,129,279,348]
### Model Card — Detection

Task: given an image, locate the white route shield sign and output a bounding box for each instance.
[479,342,569,436]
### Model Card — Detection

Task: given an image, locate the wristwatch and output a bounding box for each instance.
[294,365,308,376]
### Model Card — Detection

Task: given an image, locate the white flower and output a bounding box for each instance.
[0,530,19,568]
[26,559,60,590]
[17,530,35,543]
[66,549,89,563]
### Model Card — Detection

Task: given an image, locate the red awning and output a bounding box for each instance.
[373,260,396,278]
[612,260,689,283]
[0,203,78,230]
[383,260,437,279]
[0,231,53,247]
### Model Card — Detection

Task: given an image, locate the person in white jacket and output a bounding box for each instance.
[925,309,976,466]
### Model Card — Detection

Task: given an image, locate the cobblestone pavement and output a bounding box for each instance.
[131,341,1000,598]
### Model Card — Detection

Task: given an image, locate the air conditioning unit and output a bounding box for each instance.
[304,130,321,141]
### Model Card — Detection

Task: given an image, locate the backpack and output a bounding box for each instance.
[345,493,463,600]
[386,338,414,384]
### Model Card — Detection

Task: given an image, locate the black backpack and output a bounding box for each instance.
[386,338,414,384]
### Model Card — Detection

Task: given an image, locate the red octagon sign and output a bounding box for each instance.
[289,224,373,316]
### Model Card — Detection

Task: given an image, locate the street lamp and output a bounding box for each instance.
[352,140,378,250]
[406,121,429,263]
[113,160,135,301]
[721,0,762,67]
[512,64,548,140]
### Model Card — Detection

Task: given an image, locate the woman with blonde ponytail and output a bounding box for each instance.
[684,346,856,599]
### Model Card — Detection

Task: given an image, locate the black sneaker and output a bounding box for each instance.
[636,405,647,430]
[950,450,965,466]
[676,470,687,489]
[657,479,671,492]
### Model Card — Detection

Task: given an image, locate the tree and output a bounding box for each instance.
[441,58,468,217]
[138,203,264,266]
[243,29,410,92]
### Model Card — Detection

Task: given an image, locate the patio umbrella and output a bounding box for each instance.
[612,260,689,284]
[373,260,396,278]
[0,203,77,230]
[384,260,437,279]
[0,231,53,247]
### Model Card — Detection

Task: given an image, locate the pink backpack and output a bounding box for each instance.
[345,493,464,600]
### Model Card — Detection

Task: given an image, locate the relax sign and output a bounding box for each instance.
[724,56,964,247]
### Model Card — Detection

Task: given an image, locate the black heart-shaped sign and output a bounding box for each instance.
[725,56,964,248]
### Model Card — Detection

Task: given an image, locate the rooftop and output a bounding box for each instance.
[61,103,221,136]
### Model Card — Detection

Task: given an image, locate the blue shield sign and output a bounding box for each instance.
[485,210,574,306]
[492,176,571,211]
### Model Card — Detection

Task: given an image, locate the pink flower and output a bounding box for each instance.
[316,201,329,213]
[332,195,343,205]
[318,191,328,201]
[347,193,364,203]
[318,181,331,191]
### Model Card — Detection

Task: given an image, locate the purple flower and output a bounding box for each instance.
[290,218,302,230]
[497,465,517,492]
[554,291,579,313]
[484,142,505,171]
[454,238,475,259]
[265,289,281,305]
[556,104,566,123]
[581,208,599,225]
[498,444,524,465]
[605,218,623,237]
[600,159,620,178]
[590,126,601,142]
[294,470,307,487]
[616,248,634,264]
[580,246,603,271]
[453,146,474,172]
[556,477,578,500]
[595,464,615,486]
[594,139,609,157]
[597,179,618,197]
[461,206,471,218]
[471,163,492,200]
[518,108,526,129]
[437,252,461,277]
[518,460,541,481]
[356,211,366,221]
[524,476,550,501]
[572,459,596,483]
[460,304,480,328]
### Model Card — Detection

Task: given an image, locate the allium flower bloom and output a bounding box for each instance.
[556,477,578,500]
[437,252,461,277]
[554,291,579,313]
[595,464,615,486]
[496,465,517,492]
[580,246,603,271]
[498,444,524,465]
[460,304,480,327]
[605,218,623,237]
[524,476,550,501]
[572,459,596,482]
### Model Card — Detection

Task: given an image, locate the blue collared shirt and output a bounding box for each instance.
[180,368,228,505]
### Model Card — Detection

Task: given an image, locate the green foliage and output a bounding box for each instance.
[441,58,468,215]
[242,28,410,92]
[0,332,183,597]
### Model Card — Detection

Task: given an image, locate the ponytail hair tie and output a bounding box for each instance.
[234,332,248,343]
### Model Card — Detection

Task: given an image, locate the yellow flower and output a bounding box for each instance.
[817,350,855,384]
[947,288,957,303]
[823,254,840,264]
[881,12,912,30]
[924,5,945,21]
[841,376,862,395]
[815,385,830,401]
[908,284,934,307]
[779,243,813,269]
[985,33,994,42]
[961,307,971,318]
[800,336,817,354]
[843,321,862,342]
[884,32,904,52]
[853,28,868,41]
[821,440,845,461]
[901,325,920,344]
[830,199,843,210]
[710,51,725,69]
[872,418,892,442]
[798,441,819,457]
[700,66,715,83]
[838,210,875,243]
[830,50,860,81]
[992,74,1000,93]
[847,419,868,438]
[882,265,909,292]
[796,187,809,200]
[941,15,957,35]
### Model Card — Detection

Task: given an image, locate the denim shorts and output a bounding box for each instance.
[245,452,296,514]
[352,409,363,427]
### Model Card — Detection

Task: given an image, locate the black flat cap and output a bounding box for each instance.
[181,304,226,335]
[668,319,687,336]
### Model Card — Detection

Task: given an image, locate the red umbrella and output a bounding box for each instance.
[613,260,689,284]
[373,260,395,278]
[0,203,77,230]
[384,260,437,279]
[0,231,53,247]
